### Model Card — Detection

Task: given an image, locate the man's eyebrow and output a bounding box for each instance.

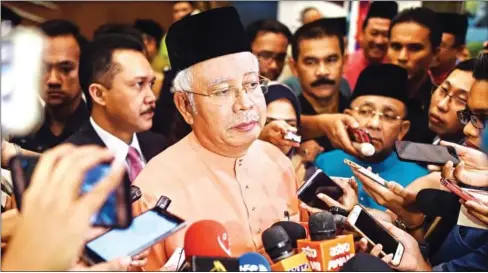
[207,77,231,87]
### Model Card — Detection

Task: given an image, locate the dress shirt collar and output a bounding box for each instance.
[90,117,145,164]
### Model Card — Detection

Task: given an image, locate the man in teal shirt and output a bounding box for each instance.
[315,64,429,211]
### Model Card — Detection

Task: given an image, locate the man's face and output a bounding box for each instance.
[346,95,410,159]
[142,35,158,61]
[361,17,391,63]
[302,9,322,25]
[388,22,436,79]
[266,98,298,154]
[428,69,474,137]
[103,50,156,133]
[42,35,81,107]
[291,36,344,101]
[433,33,461,70]
[463,80,488,149]
[173,2,193,22]
[251,31,289,81]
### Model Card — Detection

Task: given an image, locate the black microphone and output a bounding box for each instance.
[130,185,142,202]
[272,221,307,249]
[340,253,393,272]
[156,195,172,211]
[416,189,461,219]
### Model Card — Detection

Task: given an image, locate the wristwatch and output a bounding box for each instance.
[395,216,426,231]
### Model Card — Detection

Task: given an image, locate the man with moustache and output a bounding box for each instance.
[387,7,442,144]
[12,20,89,153]
[344,1,398,90]
[429,13,468,86]
[289,18,351,152]
[66,34,168,184]
[315,64,428,211]
[133,7,300,270]
[428,59,476,146]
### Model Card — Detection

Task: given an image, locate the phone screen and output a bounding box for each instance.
[86,210,185,262]
[298,169,343,210]
[354,210,399,255]
[11,155,131,228]
[395,141,459,165]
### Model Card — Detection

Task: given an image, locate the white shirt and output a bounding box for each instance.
[90,118,146,172]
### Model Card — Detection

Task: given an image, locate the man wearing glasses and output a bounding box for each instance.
[133,8,300,270]
[315,64,428,211]
[246,19,292,81]
[428,59,476,147]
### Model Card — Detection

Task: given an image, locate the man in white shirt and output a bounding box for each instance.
[65,33,168,183]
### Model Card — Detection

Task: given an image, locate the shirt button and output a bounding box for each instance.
[245,185,249,189]
[252,206,256,211]
[257,228,262,233]
[360,197,364,201]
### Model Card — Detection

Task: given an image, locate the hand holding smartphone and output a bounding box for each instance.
[297,169,343,210]
[346,205,404,266]
[344,159,388,188]
[9,155,132,228]
[440,178,487,205]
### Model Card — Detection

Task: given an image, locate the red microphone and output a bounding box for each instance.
[183,220,232,264]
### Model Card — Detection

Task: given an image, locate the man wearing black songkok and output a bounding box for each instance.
[314,64,429,211]
[430,13,468,85]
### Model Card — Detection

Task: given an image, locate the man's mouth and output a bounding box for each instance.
[429,113,444,125]
[232,121,257,132]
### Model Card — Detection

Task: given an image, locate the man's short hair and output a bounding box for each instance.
[245,19,292,46]
[93,23,144,46]
[389,7,442,51]
[39,19,88,52]
[78,34,145,110]
[133,19,165,48]
[473,53,488,81]
[291,20,344,60]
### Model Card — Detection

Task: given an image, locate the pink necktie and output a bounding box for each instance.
[126,146,143,182]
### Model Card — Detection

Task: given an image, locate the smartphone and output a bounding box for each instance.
[395,141,460,166]
[297,168,343,210]
[347,205,404,266]
[344,159,388,188]
[1,26,45,136]
[84,207,186,264]
[9,155,132,228]
[440,178,486,205]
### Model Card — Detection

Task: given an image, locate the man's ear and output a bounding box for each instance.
[397,120,411,140]
[456,44,467,59]
[173,92,194,125]
[289,57,298,77]
[88,83,107,107]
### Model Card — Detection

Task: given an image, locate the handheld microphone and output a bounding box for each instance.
[130,185,142,202]
[297,211,355,271]
[340,253,393,272]
[191,256,239,272]
[416,189,461,219]
[262,225,311,271]
[184,220,232,262]
[271,221,307,249]
[238,252,271,272]
[156,195,172,211]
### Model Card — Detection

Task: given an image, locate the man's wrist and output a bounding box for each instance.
[416,258,432,271]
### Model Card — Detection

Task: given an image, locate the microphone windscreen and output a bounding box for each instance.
[238,252,271,272]
[416,189,461,218]
[184,220,231,261]
[309,211,336,241]
[340,253,393,272]
[272,221,307,248]
[130,185,142,202]
[262,225,293,262]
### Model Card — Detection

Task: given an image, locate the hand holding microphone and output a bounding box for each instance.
[259,120,301,150]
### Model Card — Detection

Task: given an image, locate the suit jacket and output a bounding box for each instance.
[65,122,169,184]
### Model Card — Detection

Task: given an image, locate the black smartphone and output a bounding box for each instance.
[84,207,186,264]
[347,205,404,266]
[297,168,343,210]
[9,155,132,228]
[395,141,460,166]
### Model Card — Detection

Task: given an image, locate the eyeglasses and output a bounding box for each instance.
[257,51,287,65]
[184,75,270,106]
[352,106,403,123]
[432,86,467,108]
[457,108,487,129]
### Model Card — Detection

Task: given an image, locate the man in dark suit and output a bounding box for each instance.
[66,34,168,183]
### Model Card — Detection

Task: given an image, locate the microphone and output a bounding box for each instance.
[262,225,312,271]
[184,220,232,261]
[297,211,355,271]
[130,185,142,202]
[191,256,239,272]
[238,252,271,272]
[156,195,172,211]
[340,253,393,272]
[271,221,307,249]
[416,189,461,219]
